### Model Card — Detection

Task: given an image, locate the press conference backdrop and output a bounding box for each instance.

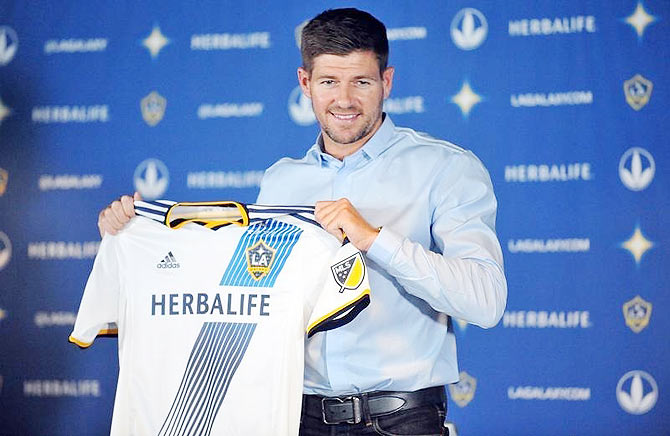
[0,0,667,434]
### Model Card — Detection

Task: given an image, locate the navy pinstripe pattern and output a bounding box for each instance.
[158,322,256,436]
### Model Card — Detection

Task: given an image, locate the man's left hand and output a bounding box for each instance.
[314,198,380,251]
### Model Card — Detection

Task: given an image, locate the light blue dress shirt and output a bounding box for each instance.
[257,115,507,396]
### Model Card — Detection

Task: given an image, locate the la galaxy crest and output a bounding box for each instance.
[246,239,276,280]
[331,252,366,293]
[624,74,653,111]
[449,371,477,407]
[623,295,652,333]
[0,168,7,196]
[141,91,166,126]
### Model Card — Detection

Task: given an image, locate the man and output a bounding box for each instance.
[99,8,506,435]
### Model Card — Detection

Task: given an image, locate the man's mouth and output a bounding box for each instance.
[330,112,359,121]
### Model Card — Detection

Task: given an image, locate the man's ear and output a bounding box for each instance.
[382,66,394,99]
[297,67,312,98]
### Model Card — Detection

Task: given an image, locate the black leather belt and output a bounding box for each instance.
[303,386,446,425]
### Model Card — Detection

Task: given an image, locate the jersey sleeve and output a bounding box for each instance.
[69,235,121,348]
[306,241,371,337]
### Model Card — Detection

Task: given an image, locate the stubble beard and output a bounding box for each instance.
[321,104,383,146]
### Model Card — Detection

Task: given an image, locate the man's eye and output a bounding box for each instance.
[356,80,371,87]
[321,80,335,86]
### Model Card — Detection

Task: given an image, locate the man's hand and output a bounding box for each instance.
[314,198,380,251]
[97,192,142,238]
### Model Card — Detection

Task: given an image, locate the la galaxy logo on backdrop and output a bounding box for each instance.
[141,91,167,126]
[0,98,11,125]
[451,8,487,50]
[448,371,477,407]
[134,158,169,200]
[0,168,8,196]
[624,74,653,110]
[622,295,652,333]
[246,240,275,280]
[0,26,18,65]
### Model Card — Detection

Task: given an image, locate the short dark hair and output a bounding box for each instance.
[300,8,389,74]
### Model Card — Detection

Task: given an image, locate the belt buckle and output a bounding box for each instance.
[321,395,362,424]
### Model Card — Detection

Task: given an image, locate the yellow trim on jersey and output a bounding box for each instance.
[98,328,118,335]
[305,288,370,335]
[165,201,249,229]
[68,328,118,348]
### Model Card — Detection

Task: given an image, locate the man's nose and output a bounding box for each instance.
[335,84,354,108]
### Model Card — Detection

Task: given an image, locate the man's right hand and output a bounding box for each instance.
[97,192,142,238]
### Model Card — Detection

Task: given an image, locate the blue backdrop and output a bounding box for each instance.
[0,1,668,434]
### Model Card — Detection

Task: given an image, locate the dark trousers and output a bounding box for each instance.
[299,387,448,436]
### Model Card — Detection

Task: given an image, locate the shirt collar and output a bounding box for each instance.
[306,114,396,166]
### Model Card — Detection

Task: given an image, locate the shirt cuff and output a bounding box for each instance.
[366,227,404,268]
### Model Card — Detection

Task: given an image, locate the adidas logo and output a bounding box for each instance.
[157,251,180,269]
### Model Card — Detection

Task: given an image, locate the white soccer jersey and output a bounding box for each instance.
[70,201,370,436]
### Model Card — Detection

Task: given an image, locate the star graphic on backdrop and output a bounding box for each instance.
[621,224,654,265]
[624,1,657,39]
[0,98,11,125]
[142,25,169,58]
[451,81,482,117]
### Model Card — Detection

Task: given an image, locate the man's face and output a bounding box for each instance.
[298,51,394,158]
